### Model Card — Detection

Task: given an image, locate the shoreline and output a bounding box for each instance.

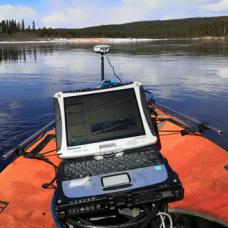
[193,36,226,40]
[0,37,227,43]
[0,38,162,43]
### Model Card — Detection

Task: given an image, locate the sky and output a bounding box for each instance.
[0,0,228,29]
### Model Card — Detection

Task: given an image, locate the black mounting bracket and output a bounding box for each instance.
[181,122,209,136]
[13,145,25,156]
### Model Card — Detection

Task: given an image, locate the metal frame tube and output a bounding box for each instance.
[2,120,55,160]
[154,102,222,135]
[101,53,104,81]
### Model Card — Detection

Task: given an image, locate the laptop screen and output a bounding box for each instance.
[64,88,145,147]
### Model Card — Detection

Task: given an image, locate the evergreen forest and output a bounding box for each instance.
[1,16,228,40]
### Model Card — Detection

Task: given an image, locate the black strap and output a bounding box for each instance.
[29,134,55,155]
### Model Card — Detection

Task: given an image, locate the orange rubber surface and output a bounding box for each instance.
[0,109,228,227]
[153,107,228,226]
[0,129,60,228]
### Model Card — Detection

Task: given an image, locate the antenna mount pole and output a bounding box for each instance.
[93,45,111,82]
[101,52,104,81]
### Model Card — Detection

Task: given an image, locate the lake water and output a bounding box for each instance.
[0,39,228,172]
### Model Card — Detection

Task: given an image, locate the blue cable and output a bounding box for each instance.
[51,194,64,228]
[100,79,118,88]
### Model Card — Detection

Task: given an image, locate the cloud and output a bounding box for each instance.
[0,4,38,21]
[42,8,85,25]
[199,0,228,12]
[41,0,150,28]
[39,0,228,28]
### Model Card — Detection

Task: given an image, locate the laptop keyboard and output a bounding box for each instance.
[63,147,162,181]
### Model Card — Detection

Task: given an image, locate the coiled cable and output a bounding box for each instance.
[63,203,168,228]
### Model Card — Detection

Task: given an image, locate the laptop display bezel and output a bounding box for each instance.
[54,82,157,159]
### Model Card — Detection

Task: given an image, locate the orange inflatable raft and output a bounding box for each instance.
[0,106,227,228]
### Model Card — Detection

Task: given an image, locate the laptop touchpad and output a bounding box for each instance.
[102,173,132,191]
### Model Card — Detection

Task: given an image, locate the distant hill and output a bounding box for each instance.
[55,16,228,32]
[52,16,228,39]
[1,16,228,40]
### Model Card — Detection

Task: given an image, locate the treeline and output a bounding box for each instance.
[1,16,228,40]
[189,19,228,37]
[75,16,228,38]
[82,16,228,32]
[44,16,228,39]
[1,19,35,33]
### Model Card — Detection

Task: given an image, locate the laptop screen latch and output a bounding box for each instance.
[100,143,117,155]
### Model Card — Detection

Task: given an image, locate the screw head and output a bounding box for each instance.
[57,94,61,98]
[173,179,177,182]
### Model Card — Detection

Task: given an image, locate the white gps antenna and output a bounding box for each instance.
[94,45,111,81]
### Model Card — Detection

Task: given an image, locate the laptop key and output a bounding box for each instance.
[118,165,123,171]
[97,169,105,175]
[148,154,158,159]
[63,176,71,181]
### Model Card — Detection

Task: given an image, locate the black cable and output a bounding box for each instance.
[59,219,70,228]
[41,149,56,155]
[64,206,153,228]
[155,201,167,227]
[162,201,168,213]
[37,157,58,189]
[143,205,158,228]
[104,53,123,84]
[63,202,168,228]
[23,153,58,189]
[42,154,59,158]
[66,216,147,228]
[139,207,159,228]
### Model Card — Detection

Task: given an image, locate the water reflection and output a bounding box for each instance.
[0,40,228,172]
[0,45,33,62]
[1,40,228,63]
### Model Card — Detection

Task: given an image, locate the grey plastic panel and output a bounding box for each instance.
[54,98,62,152]
[139,85,157,136]
[62,165,167,198]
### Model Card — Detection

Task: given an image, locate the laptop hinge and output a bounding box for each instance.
[100,143,117,155]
